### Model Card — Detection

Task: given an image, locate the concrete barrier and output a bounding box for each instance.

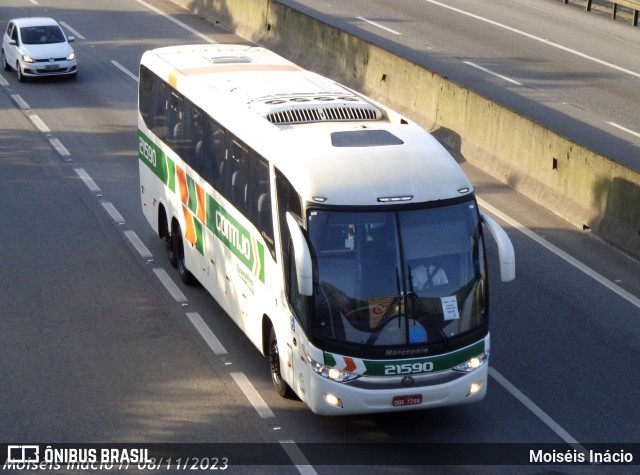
[171,0,640,259]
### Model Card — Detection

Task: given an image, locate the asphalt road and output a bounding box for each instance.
[1,0,639,473]
[279,0,640,171]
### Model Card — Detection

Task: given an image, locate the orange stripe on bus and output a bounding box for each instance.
[343,357,357,373]
[176,166,188,205]
[169,70,181,89]
[195,183,206,223]
[182,206,196,246]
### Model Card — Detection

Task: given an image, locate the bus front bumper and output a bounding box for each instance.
[305,364,489,416]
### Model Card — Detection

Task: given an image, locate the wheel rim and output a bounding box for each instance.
[269,335,282,385]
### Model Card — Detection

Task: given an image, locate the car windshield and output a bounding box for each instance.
[21,25,65,45]
[308,199,487,353]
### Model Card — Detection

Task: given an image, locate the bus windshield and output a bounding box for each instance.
[308,199,487,354]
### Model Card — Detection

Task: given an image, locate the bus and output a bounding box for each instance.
[137,44,515,415]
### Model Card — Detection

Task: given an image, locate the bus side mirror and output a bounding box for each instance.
[286,212,313,296]
[481,212,515,282]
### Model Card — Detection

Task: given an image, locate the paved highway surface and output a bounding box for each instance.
[1,0,639,473]
[280,0,640,170]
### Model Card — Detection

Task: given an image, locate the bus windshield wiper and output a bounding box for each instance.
[361,268,403,355]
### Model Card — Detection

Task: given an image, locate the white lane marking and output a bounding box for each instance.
[59,21,85,40]
[490,368,585,452]
[608,121,640,139]
[11,94,29,110]
[356,16,401,36]
[111,60,138,82]
[280,440,317,475]
[230,372,275,419]
[50,138,70,156]
[74,168,101,193]
[464,61,523,86]
[101,202,125,225]
[153,268,188,303]
[133,0,218,43]
[0,75,9,87]
[478,198,640,310]
[187,312,228,356]
[124,230,153,258]
[29,115,50,133]
[29,0,38,6]
[423,0,640,80]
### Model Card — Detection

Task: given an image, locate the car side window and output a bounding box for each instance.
[10,24,18,43]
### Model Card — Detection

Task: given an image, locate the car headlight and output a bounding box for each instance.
[66,52,75,61]
[22,55,35,63]
[304,347,359,383]
[453,352,489,373]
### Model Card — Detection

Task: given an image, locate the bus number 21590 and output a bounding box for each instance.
[384,362,434,375]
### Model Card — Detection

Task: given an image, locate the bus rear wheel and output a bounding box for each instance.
[268,326,294,398]
[159,211,177,268]
[173,223,196,285]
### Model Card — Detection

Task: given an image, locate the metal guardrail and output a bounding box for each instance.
[563,0,640,26]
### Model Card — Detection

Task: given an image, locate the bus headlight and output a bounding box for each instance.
[304,347,359,383]
[453,352,489,373]
[324,393,343,408]
[467,382,483,396]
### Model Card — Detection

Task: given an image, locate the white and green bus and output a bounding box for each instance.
[138,44,515,415]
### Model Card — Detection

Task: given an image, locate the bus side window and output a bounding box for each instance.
[139,66,169,140]
[179,99,200,168]
[201,117,225,187]
[251,156,273,247]
[228,140,248,211]
[167,92,183,154]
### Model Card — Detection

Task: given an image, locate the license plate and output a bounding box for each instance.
[45,64,60,70]
[392,394,422,407]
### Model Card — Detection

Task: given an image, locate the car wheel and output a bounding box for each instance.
[16,62,26,82]
[173,223,196,285]
[268,326,295,398]
[1,50,10,71]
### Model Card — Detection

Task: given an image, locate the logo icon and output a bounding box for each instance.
[7,445,39,463]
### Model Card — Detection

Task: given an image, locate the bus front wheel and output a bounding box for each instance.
[268,326,294,398]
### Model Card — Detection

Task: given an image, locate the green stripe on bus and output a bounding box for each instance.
[187,175,198,215]
[194,219,204,255]
[138,130,175,193]
[205,194,265,283]
[323,340,485,376]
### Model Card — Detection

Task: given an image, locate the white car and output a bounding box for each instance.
[2,17,77,81]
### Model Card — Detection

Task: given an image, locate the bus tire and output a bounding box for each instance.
[173,223,196,285]
[161,213,177,268]
[269,326,294,398]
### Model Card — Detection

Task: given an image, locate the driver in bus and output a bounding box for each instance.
[411,262,448,292]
